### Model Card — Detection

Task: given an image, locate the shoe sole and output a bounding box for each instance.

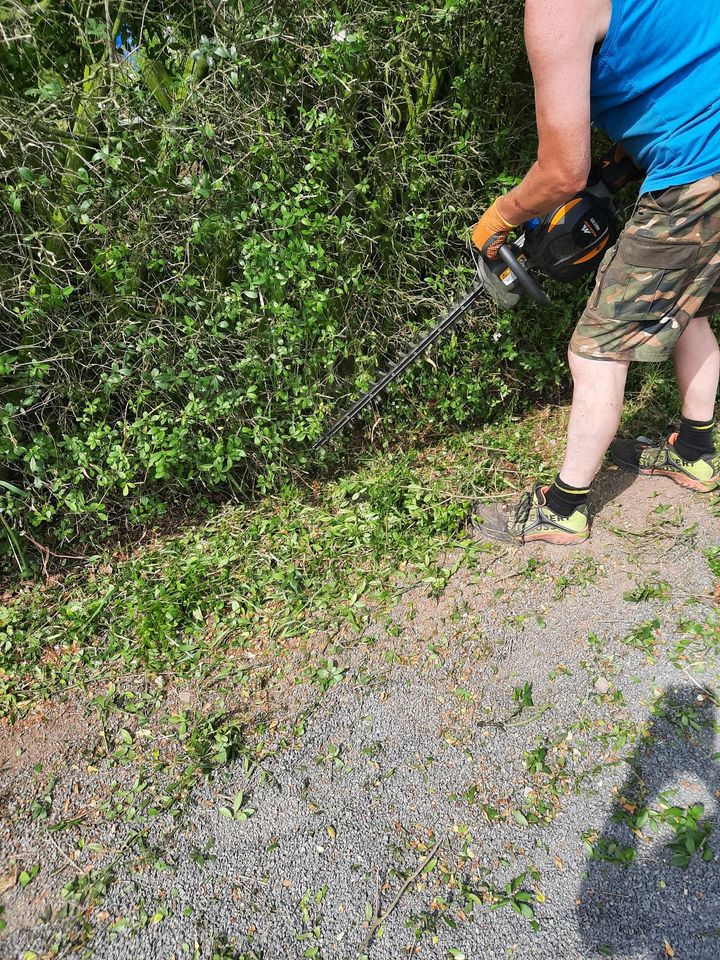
[522,530,590,545]
[611,450,717,492]
[637,467,717,493]
[471,521,589,546]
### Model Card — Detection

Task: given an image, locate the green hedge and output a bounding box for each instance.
[0,0,582,559]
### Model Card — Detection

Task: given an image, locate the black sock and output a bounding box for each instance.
[544,475,590,518]
[673,416,716,461]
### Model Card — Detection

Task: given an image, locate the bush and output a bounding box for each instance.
[1,0,578,558]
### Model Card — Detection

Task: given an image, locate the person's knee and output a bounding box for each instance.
[568,348,629,390]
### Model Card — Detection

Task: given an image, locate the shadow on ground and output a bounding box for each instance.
[577,685,720,960]
[589,456,637,517]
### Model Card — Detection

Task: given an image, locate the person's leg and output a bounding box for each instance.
[672,317,720,421]
[556,350,630,488]
[472,349,627,542]
[609,316,720,491]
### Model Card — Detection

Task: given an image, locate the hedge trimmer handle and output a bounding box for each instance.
[497,244,550,306]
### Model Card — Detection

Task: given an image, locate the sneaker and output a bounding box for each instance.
[610,432,720,492]
[471,483,590,545]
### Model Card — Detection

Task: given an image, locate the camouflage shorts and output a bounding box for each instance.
[571,173,720,362]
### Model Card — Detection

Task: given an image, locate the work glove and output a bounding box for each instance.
[471,199,517,260]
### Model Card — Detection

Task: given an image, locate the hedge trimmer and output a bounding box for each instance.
[313,145,641,449]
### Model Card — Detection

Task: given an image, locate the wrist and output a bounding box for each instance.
[494,194,520,228]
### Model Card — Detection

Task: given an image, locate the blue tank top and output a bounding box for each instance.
[591,0,720,193]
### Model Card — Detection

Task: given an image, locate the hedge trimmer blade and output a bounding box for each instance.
[313,283,486,449]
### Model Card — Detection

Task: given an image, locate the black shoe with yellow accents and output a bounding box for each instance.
[471,483,590,545]
[610,431,720,492]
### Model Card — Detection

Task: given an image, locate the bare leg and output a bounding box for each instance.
[558,350,630,488]
[672,317,720,421]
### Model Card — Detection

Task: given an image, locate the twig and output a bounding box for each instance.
[21,532,92,568]
[356,834,445,957]
[679,666,720,705]
[204,0,227,28]
[45,833,84,876]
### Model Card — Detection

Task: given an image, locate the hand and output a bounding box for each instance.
[471,198,518,260]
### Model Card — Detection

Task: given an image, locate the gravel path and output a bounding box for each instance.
[2,468,719,960]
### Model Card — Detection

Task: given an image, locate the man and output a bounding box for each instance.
[471,0,720,545]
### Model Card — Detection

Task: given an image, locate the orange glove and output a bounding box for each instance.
[471,199,518,260]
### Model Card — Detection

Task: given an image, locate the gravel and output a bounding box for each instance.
[2,474,719,960]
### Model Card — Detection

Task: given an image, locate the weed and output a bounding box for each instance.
[597,719,647,752]
[661,803,714,867]
[30,777,56,821]
[189,839,217,869]
[513,682,534,708]
[553,557,603,599]
[582,832,636,866]
[18,863,40,887]
[655,699,706,736]
[614,793,715,868]
[624,578,671,603]
[210,937,262,960]
[406,897,458,940]
[306,658,346,691]
[315,743,345,769]
[519,558,545,580]
[170,709,245,773]
[487,872,540,931]
[61,866,114,906]
[218,791,256,822]
[622,619,661,654]
[524,743,551,776]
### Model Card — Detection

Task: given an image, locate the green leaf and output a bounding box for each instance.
[18,864,39,888]
[0,479,28,497]
[47,816,84,833]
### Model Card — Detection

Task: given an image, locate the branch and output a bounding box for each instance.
[356,834,445,957]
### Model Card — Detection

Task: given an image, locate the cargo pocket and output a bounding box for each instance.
[587,243,620,312]
[597,234,699,324]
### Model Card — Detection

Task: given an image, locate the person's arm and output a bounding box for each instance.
[474,0,609,256]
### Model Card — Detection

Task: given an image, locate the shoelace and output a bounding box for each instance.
[510,491,533,535]
[641,439,689,468]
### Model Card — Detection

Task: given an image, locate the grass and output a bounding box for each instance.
[1,405,579,722]
[2,368,698,721]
